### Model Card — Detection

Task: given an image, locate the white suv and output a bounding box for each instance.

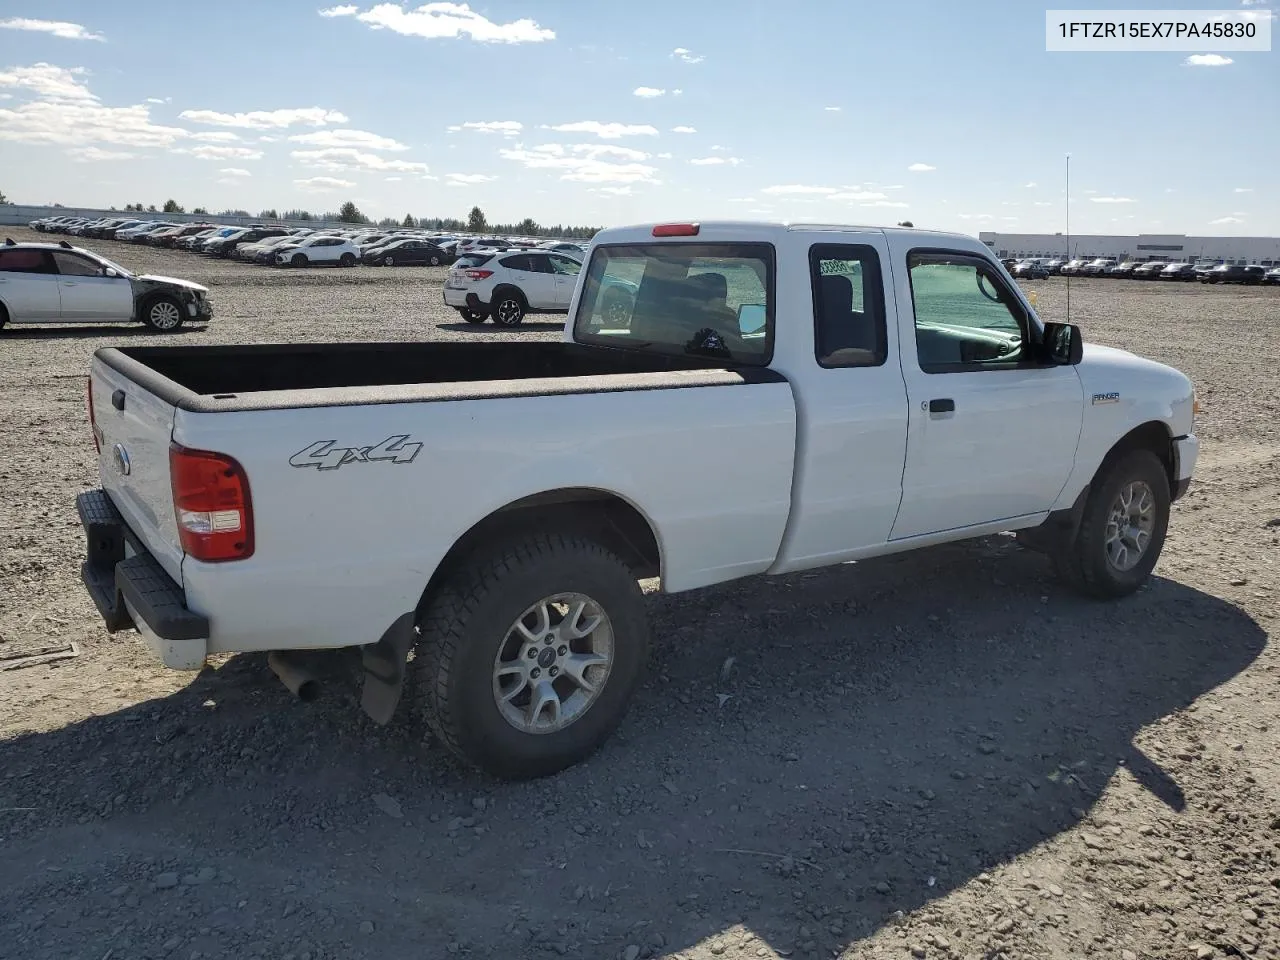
[443,249,583,325]
[274,235,360,268]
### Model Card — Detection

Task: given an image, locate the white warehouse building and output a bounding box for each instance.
[977,232,1280,266]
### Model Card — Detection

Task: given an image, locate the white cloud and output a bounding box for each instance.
[446,172,495,183]
[1033,201,1053,207]
[178,145,264,160]
[144,96,170,105]
[1184,53,1233,66]
[1234,186,1254,193]
[727,197,755,203]
[0,63,96,100]
[690,156,742,166]
[671,125,696,134]
[824,106,841,112]
[179,107,349,129]
[291,146,428,172]
[289,128,408,150]
[1209,215,1244,224]
[671,47,703,63]
[541,121,658,139]
[1024,181,1036,188]
[861,200,909,208]
[259,135,279,142]
[907,162,936,172]
[633,86,665,98]
[320,2,555,43]
[762,184,837,195]
[218,167,252,177]
[66,146,137,162]
[447,119,522,136]
[0,66,190,150]
[594,185,633,196]
[191,131,242,142]
[295,176,355,192]
[672,89,683,96]
[656,151,673,159]
[1090,196,1136,203]
[957,214,994,221]
[384,176,402,181]
[499,143,658,184]
[0,18,104,41]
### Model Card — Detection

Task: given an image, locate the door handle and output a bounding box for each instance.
[62,281,78,286]
[928,398,956,413]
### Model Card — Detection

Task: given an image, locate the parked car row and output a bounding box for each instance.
[26,215,590,271]
[1008,255,1280,284]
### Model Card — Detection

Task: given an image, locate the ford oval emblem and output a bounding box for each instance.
[112,443,131,476]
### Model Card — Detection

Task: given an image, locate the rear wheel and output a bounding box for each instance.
[340,252,356,267]
[1052,450,1170,598]
[412,531,650,779]
[429,255,441,266]
[142,295,185,332]
[458,308,488,324]
[492,290,526,327]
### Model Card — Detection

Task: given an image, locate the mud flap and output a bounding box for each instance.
[359,612,417,725]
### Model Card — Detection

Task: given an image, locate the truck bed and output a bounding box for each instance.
[98,341,784,412]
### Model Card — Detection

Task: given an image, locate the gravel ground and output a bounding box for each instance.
[1,227,1278,960]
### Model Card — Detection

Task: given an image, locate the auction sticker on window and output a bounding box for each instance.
[1046,9,1271,51]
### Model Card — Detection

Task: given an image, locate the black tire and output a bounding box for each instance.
[383,255,395,267]
[458,308,488,324]
[491,289,526,327]
[413,531,650,779]
[428,255,441,266]
[1051,450,1170,599]
[340,252,356,267]
[602,288,634,326]
[0,303,8,330]
[291,253,307,267]
[141,295,186,332]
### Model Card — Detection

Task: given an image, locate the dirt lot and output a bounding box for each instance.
[1,226,1278,960]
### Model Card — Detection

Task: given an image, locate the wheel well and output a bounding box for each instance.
[416,489,661,619]
[491,284,526,306]
[1097,421,1175,490]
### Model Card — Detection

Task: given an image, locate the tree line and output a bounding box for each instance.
[93,199,600,239]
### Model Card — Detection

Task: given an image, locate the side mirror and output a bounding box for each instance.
[103,267,119,278]
[1042,321,1082,365]
[737,303,766,335]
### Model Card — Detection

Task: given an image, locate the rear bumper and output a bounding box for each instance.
[77,489,209,669]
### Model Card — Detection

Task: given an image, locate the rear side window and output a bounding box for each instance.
[809,244,887,367]
[574,242,774,365]
[456,254,494,268]
[500,254,532,271]
[0,249,55,274]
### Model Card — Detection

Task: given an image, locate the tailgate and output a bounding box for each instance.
[90,356,185,584]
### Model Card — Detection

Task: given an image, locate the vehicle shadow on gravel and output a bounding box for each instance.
[0,324,207,339]
[438,320,567,333]
[0,535,1266,960]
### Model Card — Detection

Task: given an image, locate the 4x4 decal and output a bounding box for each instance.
[289,435,423,471]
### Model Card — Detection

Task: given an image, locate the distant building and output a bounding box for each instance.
[977,232,1280,266]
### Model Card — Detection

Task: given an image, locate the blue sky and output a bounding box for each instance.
[1,0,1275,234]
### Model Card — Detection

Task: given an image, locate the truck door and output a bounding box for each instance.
[886,243,1084,540]
[768,236,911,572]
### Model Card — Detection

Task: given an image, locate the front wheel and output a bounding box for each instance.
[142,296,185,332]
[413,532,650,779]
[290,253,307,268]
[458,308,488,324]
[1052,450,1170,599]
[383,255,395,266]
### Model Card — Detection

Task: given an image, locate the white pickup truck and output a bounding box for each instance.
[77,220,1198,779]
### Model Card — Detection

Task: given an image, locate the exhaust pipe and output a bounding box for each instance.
[268,651,320,702]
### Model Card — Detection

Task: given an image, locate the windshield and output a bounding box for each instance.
[87,250,133,278]
[574,242,774,365]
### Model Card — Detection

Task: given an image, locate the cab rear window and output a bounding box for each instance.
[573,242,774,365]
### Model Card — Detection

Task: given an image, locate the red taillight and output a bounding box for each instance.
[652,222,700,237]
[169,444,254,562]
[87,378,101,453]
[464,269,493,280]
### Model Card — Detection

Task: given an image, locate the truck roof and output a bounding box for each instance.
[590,220,987,250]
